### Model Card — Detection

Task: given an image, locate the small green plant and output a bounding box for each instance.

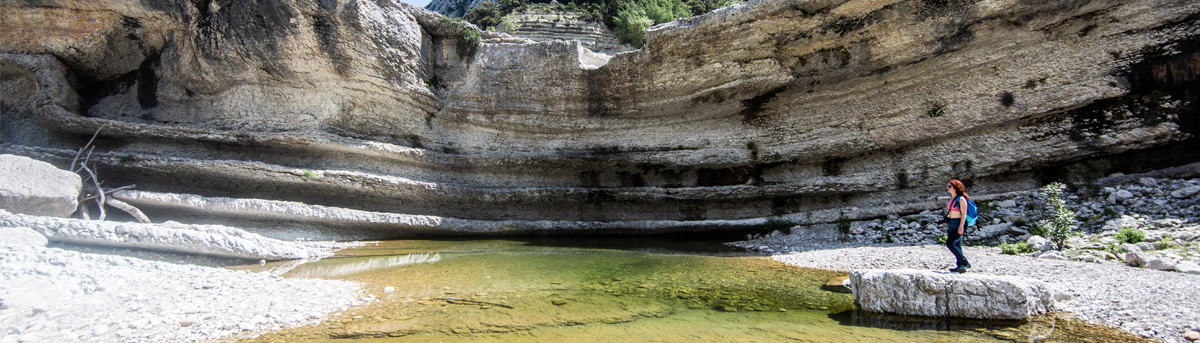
[457,24,482,59]
[615,0,692,47]
[1155,241,1172,250]
[423,75,441,89]
[302,169,317,179]
[1106,243,1129,255]
[763,217,795,235]
[1028,224,1047,237]
[1115,227,1145,244]
[836,212,852,235]
[925,100,945,118]
[1034,182,1078,250]
[999,241,1034,255]
[936,234,947,244]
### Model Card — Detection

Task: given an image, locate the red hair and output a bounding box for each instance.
[949,180,970,200]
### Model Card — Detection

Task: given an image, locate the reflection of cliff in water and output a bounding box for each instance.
[278,253,442,278]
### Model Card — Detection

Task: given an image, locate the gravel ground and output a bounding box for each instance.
[0,244,365,343]
[774,245,1200,343]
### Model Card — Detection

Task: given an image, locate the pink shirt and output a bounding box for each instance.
[946,196,962,212]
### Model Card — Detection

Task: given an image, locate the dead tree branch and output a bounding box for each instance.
[105,198,150,223]
[70,125,151,223]
[80,165,106,220]
[71,126,104,173]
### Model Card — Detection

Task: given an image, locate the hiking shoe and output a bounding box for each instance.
[949,268,966,274]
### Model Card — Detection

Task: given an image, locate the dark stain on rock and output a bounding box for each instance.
[915,0,973,21]
[933,26,974,55]
[617,172,646,187]
[740,86,788,123]
[311,13,352,78]
[1125,37,1200,93]
[136,52,160,109]
[679,201,707,221]
[584,189,616,206]
[579,171,601,188]
[192,0,300,79]
[697,166,754,187]
[822,157,847,176]
[895,172,909,189]
[999,91,1014,108]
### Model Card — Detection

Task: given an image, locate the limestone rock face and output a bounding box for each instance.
[426,0,487,17]
[0,155,81,217]
[500,9,634,55]
[848,269,1055,320]
[0,210,338,260]
[1,0,1199,238]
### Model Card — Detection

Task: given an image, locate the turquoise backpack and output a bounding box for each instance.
[956,195,978,226]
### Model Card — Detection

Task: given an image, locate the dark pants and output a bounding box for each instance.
[946,218,969,268]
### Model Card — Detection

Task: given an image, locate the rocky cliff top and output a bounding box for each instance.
[500,8,635,55]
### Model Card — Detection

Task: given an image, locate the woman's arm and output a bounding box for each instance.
[957,197,968,234]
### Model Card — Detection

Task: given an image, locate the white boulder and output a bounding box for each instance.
[848,269,1055,320]
[1174,261,1200,275]
[0,155,81,217]
[1101,215,1141,232]
[0,226,47,247]
[1145,257,1178,271]
[1027,235,1055,251]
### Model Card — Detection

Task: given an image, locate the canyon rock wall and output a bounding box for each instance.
[1,0,1198,239]
[501,9,635,55]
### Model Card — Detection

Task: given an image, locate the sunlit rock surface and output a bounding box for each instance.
[500,8,635,55]
[848,269,1055,320]
[1,0,1198,238]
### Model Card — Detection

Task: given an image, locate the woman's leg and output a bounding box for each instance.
[946,218,969,269]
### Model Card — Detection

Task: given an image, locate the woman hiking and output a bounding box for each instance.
[945,180,971,273]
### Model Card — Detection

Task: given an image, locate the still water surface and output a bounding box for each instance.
[232,237,1145,342]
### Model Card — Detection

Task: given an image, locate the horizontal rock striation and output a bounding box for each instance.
[1,0,1199,238]
[0,210,340,260]
[848,269,1055,320]
[501,10,635,55]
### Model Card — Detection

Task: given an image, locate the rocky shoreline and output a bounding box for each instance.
[0,242,366,343]
[732,172,1200,342]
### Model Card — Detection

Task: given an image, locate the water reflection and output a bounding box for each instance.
[235,239,1150,343]
[283,253,441,278]
[829,309,1057,341]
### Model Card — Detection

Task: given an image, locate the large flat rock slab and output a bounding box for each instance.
[0,154,80,217]
[0,210,340,260]
[848,269,1054,320]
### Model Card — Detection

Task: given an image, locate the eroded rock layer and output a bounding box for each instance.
[1,0,1198,238]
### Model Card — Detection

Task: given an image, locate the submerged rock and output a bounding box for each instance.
[848,269,1054,320]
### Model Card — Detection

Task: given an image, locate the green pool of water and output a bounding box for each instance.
[233,238,1147,343]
